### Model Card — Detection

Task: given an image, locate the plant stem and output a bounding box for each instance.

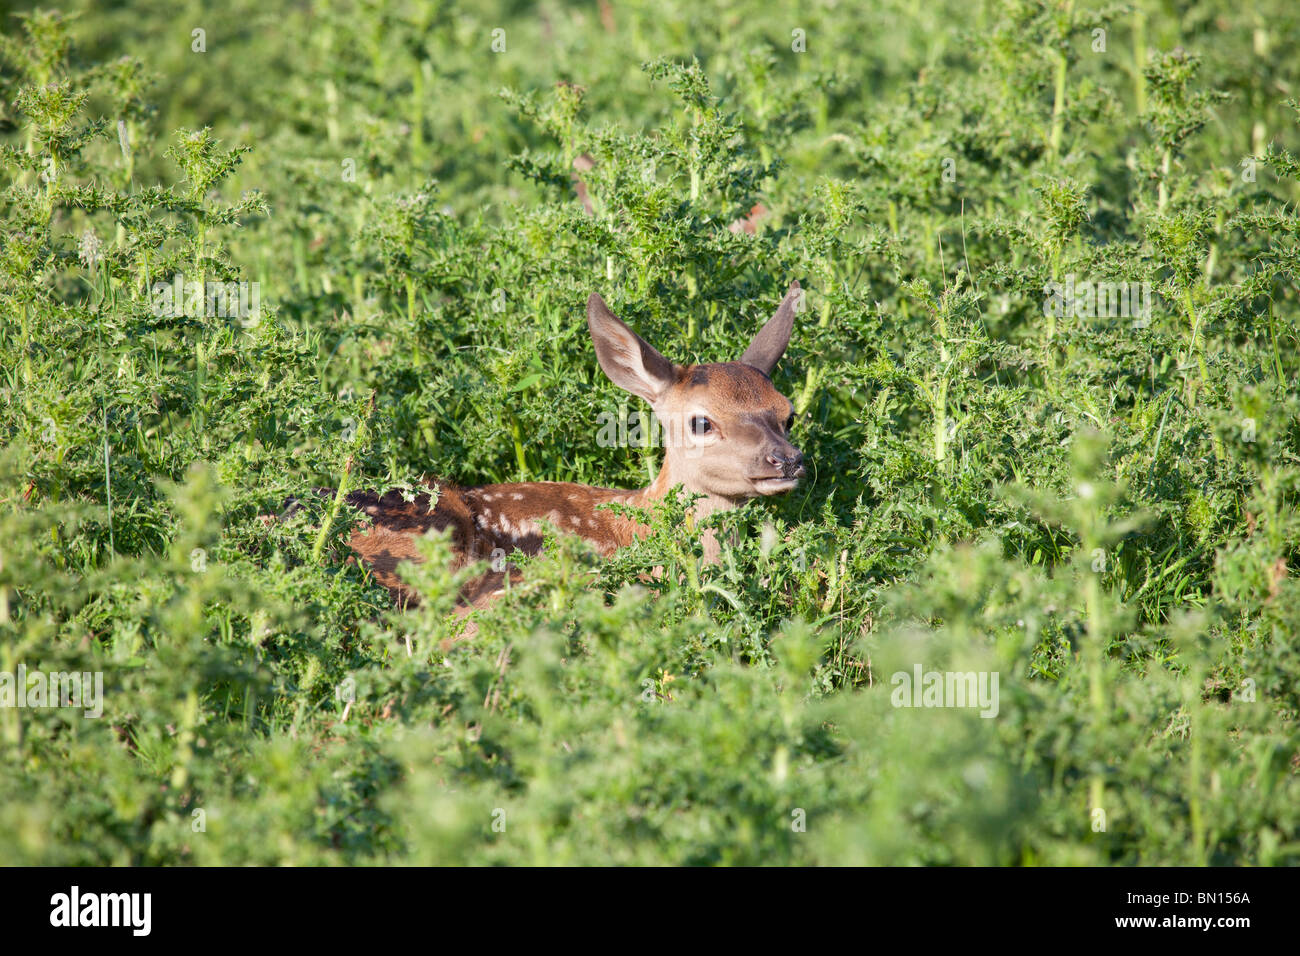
[933,305,949,468]
[1132,9,1147,114]
[1183,287,1208,396]
[509,412,529,478]
[313,393,375,563]
[1050,48,1068,157]
[1157,149,1170,213]
[795,288,833,415]
[103,405,114,558]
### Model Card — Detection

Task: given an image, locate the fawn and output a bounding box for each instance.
[342,282,806,610]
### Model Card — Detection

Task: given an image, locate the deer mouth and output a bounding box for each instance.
[751,475,803,494]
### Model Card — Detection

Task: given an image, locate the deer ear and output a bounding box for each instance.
[587,293,678,405]
[739,280,800,375]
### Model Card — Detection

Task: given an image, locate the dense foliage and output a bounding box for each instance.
[1,0,1298,864]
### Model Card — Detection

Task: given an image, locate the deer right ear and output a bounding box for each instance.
[586,293,677,405]
[739,280,800,376]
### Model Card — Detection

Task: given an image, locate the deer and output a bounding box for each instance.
[338,281,806,615]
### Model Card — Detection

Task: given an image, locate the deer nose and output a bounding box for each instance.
[766,449,805,478]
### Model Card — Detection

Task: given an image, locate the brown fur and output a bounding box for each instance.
[344,480,651,609]
[337,282,806,621]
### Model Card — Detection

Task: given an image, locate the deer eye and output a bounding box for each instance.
[785,414,795,432]
[690,416,713,436]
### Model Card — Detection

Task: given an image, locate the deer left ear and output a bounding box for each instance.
[739,280,800,376]
[587,293,678,405]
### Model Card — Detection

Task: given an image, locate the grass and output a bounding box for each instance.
[0,0,1298,865]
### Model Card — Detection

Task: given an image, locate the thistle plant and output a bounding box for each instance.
[0,0,1297,867]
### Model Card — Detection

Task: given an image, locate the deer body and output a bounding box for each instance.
[344,480,648,608]
[343,282,806,610]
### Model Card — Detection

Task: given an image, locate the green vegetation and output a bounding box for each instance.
[1,0,1298,864]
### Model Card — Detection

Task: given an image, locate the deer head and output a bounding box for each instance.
[586,282,806,507]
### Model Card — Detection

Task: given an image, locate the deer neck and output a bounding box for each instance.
[629,460,740,563]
